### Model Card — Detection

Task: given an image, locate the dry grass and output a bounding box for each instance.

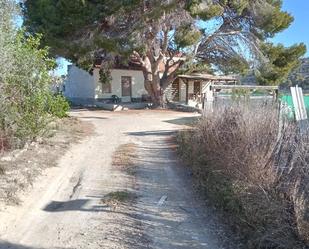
[112,143,138,175]
[101,191,137,206]
[108,144,139,210]
[178,103,309,249]
[0,117,93,206]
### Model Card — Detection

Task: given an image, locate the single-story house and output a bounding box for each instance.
[64,64,238,108]
[64,63,147,105]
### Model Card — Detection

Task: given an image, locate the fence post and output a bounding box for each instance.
[203,83,214,116]
[291,85,308,121]
[290,85,308,133]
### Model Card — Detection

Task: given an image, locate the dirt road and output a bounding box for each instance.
[0,110,233,249]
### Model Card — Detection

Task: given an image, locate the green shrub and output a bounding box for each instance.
[14,94,51,141]
[0,2,68,146]
[46,94,70,118]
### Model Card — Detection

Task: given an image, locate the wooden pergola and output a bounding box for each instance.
[178,73,238,83]
[177,74,238,104]
[175,73,280,106]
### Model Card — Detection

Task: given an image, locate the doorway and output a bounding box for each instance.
[194,81,201,95]
[121,76,132,102]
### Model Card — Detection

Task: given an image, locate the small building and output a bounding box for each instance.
[64,64,237,108]
[171,73,238,108]
[64,64,147,106]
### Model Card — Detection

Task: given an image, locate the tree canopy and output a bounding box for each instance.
[256,42,306,85]
[22,0,306,104]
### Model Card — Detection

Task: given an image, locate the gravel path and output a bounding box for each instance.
[0,110,233,249]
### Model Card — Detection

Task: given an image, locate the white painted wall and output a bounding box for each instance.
[65,64,215,107]
[202,81,213,101]
[65,65,147,104]
[64,65,95,104]
[94,68,147,102]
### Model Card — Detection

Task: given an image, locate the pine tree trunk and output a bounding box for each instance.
[144,77,164,108]
[141,57,164,108]
[138,52,177,108]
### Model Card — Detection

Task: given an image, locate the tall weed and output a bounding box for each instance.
[178,103,309,248]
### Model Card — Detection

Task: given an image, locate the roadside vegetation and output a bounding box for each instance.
[0,1,69,152]
[102,191,137,208]
[0,118,91,205]
[178,104,309,249]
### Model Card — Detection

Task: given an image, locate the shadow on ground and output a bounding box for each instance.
[127,130,176,137]
[0,241,75,249]
[77,116,108,120]
[124,128,239,249]
[43,199,136,217]
[9,123,235,249]
[43,199,106,212]
[164,116,200,126]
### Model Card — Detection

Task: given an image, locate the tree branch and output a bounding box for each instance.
[154,29,169,71]
[130,51,145,66]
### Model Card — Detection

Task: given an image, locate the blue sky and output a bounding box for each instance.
[54,0,309,75]
[54,58,72,76]
[272,0,309,56]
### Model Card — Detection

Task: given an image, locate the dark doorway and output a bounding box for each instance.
[121,76,132,99]
[194,81,201,95]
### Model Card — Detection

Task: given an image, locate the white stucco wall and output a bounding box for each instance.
[64,65,147,104]
[64,65,95,104]
[202,81,214,101]
[94,68,147,101]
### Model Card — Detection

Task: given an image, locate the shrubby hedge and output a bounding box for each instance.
[0,0,69,149]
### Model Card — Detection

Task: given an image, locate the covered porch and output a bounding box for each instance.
[168,74,238,108]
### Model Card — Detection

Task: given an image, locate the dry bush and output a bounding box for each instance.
[178,103,309,249]
[274,125,309,245]
[0,133,11,152]
[101,191,138,209]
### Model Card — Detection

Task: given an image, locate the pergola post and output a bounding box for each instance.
[185,79,189,105]
[275,89,279,102]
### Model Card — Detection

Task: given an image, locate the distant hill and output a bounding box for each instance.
[239,58,309,89]
[284,58,309,89]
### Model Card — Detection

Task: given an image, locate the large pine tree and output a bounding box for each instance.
[23,0,306,105]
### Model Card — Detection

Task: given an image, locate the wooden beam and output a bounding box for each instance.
[178,74,237,82]
[211,85,279,91]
